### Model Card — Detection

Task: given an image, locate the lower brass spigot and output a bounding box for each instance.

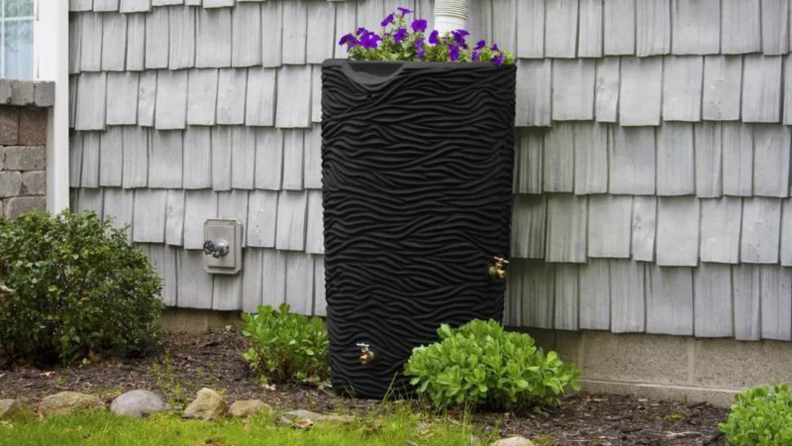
[488,256,509,280]
[357,343,374,365]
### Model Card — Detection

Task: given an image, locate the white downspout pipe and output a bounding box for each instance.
[434,0,471,34]
[34,0,70,213]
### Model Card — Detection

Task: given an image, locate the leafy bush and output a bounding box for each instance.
[719,383,792,446]
[338,7,515,65]
[0,210,163,366]
[405,319,580,411]
[242,304,330,384]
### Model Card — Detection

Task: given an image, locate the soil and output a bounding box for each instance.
[476,395,727,446]
[0,330,727,445]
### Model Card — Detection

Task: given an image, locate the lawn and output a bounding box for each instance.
[0,409,484,446]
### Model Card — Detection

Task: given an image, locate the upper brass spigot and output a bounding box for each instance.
[488,256,509,280]
[357,343,375,365]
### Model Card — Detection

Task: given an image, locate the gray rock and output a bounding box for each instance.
[4,196,46,219]
[490,437,534,446]
[21,170,46,196]
[4,146,47,171]
[9,80,34,106]
[279,409,354,428]
[183,388,228,420]
[33,82,55,108]
[38,392,105,417]
[0,172,21,198]
[229,400,272,418]
[0,80,11,104]
[110,390,170,418]
[0,399,24,421]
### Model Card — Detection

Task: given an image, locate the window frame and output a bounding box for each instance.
[0,0,34,79]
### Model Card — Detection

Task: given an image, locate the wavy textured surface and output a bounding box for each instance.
[322,60,516,398]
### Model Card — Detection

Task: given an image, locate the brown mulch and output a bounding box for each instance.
[0,330,346,414]
[479,394,727,446]
[0,330,727,445]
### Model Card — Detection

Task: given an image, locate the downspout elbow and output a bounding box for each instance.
[433,0,471,34]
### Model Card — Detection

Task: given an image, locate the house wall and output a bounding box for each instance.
[68,0,792,397]
[0,80,54,218]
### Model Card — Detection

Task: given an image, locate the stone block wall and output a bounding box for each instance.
[0,80,55,219]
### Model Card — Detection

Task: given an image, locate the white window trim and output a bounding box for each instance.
[33,0,68,213]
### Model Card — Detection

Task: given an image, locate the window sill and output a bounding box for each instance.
[0,79,54,108]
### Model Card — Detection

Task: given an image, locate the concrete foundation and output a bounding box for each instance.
[160,310,788,408]
[161,308,243,334]
[521,328,792,408]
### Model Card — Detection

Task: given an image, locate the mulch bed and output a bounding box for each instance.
[0,330,727,445]
[476,395,727,446]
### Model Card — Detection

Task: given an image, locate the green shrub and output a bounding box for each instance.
[405,319,580,411]
[0,210,163,366]
[241,303,330,384]
[719,383,792,446]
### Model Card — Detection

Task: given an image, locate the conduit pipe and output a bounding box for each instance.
[434,0,471,34]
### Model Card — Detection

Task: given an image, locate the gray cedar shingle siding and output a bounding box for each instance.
[70,0,792,341]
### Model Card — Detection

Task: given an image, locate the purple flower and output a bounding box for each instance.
[451,31,468,48]
[491,43,500,52]
[398,6,412,15]
[428,30,440,44]
[414,37,425,58]
[411,19,428,33]
[475,40,486,50]
[394,28,408,43]
[360,32,382,49]
[381,13,395,27]
[492,53,504,66]
[338,33,356,46]
[357,27,369,35]
[449,44,460,61]
[472,50,480,61]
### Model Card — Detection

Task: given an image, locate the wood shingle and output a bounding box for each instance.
[552,60,595,121]
[721,0,761,54]
[545,194,588,263]
[603,0,635,56]
[671,0,720,55]
[693,263,734,337]
[655,196,700,267]
[619,57,662,126]
[182,126,212,189]
[196,7,232,68]
[545,0,578,58]
[145,7,169,69]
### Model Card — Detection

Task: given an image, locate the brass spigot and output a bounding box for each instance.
[488,256,509,280]
[357,343,374,365]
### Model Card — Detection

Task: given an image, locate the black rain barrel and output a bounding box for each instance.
[321,60,517,398]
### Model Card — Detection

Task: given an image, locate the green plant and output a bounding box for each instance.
[719,383,792,446]
[241,303,330,384]
[0,210,163,366]
[405,319,580,411]
[152,351,223,407]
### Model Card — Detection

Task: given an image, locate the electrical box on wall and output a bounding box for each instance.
[203,219,243,275]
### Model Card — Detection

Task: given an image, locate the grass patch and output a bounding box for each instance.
[0,406,488,446]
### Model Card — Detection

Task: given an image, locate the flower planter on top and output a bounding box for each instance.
[322,59,517,398]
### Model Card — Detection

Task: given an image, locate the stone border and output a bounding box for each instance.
[0,80,55,108]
